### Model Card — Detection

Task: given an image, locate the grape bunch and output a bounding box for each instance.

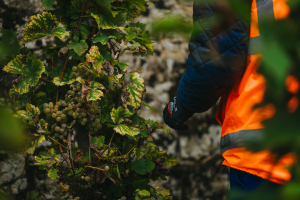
[56,182,70,196]
[42,79,103,142]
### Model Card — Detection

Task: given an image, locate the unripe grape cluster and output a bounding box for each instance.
[56,182,70,196]
[43,81,103,142]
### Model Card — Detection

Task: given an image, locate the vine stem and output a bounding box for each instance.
[48,136,67,149]
[56,0,87,103]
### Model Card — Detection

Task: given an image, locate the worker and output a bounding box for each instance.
[163,0,293,198]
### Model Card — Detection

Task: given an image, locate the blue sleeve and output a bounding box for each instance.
[177,2,249,113]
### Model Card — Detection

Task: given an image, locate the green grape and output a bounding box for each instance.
[62,101,67,106]
[49,102,54,109]
[63,132,68,137]
[56,117,62,122]
[50,109,55,113]
[95,119,100,124]
[52,113,57,118]
[59,135,64,140]
[53,108,58,112]
[81,121,86,126]
[105,166,109,171]
[96,124,102,129]
[81,176,85,180]
[43,103,49,108]
[55,126,60,132]
[76,86,81,90]
[44,108,50,113]
[92,122,96,127]
[68,111,74,116]
[90,109,95,113]
[71,72,76,77]
[78,115,82,119]
[55,133,59,138]
[68,105,73,110]
[75,72,80,77]
[82,118,87,122]
[61,114,66,119]
[85,176,90,181]
[60,128,65,133]
[56,101,62,107]
[61,124,67,129]
[74,97,79,101]
[72,88,77,92]
[82,112,87,117]
[71,91,75,96]
[67,90,72,94]
[72,66,78,71]
[56,111,62,116]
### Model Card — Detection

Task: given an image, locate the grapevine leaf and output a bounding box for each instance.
[91,136,105,149]
[47,168,58,180]
[0,29,20,68]
[76,77,85,85]
[129,158,155,175]
[96,0,111,11]
[52,61,77,86]
[87,89,104,101]
[118,62,128,71]
[76,167,83,174]
[141,102,155,111]
[91,9,126,30]
[138,190,151,197]
[79,24,91,40]
[25,135,45,154]
[35,148,60,168]
[127,72,145,109]
[93,32,116,45]
[69,37,88,56]
[114,124,140,137]
[20,12,69,45]
[3,55,45,94]
[86,81,105,101]
[133,147,145,160]
[16,92,31,107]
[86,46,103,73]
[164,157,178,167]
[41,0,56,9]
[111,107,132,124]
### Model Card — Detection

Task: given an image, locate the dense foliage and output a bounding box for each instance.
[0,0,177,199]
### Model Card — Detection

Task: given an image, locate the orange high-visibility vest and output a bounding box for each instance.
[216,0,294,184]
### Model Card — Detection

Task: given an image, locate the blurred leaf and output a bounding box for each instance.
[41,0,56,10]
[129,158,155,175]
[0,29,20,69]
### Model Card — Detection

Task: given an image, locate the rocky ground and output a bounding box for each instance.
[0,0,230,199]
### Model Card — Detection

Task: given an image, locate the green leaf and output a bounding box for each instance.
[48,168,58,180]
[133,147,145,160]
[35,148,60,168]
[127,72,145,109]
[91,9,126,30]
[93,32,116,45]
[16,92,31,107]
[96,0,111,11]
[25,135,46,154]
[138,190,151,197]
[41,0,56,9]
[164,157,178,166]
[76,77,85,85]
[118,62,128,71]
[141,102,155,111]
[114,124,140,137]
[3,54,45,94]
[87,81,105,101]
[111,107,132,124]
[69,37,88,56]
[91,136,105,149]
[129,158,155,175]
[52,60,78,86]
[86,46,103,73]
[21,12,69,45]
[79,24,91,40]
[76,167,83,174]
[0,29,20,68]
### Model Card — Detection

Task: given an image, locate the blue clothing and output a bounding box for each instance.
[177,2,249,113]
[230,168,278,200]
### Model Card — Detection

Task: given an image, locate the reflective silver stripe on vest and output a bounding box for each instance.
[248,36,263,55]
[220,129,263,154]
[248,0,275,56]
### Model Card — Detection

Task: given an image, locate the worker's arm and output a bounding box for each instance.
[163,1,249,130]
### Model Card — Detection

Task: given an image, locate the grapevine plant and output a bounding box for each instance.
[1,0,177,199]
